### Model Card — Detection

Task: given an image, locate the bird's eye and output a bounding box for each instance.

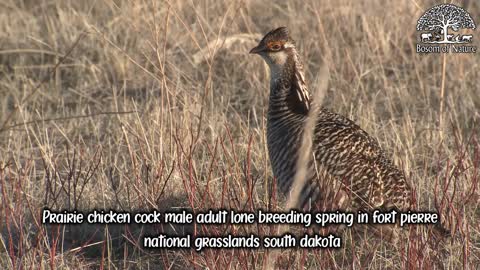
[270,44,282,51]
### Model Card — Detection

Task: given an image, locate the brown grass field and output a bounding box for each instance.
[1,0,479,269]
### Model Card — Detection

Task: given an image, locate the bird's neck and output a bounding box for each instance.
[268,52,310,116]
[269,55,294,93]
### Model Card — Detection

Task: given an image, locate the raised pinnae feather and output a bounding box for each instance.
[293,54,310,112]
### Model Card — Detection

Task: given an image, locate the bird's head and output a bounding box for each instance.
[250,27,296,71]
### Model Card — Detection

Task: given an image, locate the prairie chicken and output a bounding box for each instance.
[250,27,412,214]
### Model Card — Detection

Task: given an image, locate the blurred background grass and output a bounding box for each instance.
[0,0,479,269]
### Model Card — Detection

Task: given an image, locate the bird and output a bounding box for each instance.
[249,27,413,215]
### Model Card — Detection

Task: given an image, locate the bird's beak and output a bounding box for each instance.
[249,44,264,54]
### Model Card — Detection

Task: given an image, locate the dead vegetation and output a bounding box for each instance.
[0,0,479,269]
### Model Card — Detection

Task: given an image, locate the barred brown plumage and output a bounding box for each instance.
[250,27,413,214]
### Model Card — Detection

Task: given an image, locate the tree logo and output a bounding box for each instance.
[416,4,476,53]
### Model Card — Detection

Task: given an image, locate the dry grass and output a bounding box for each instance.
[0,0,479,269]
